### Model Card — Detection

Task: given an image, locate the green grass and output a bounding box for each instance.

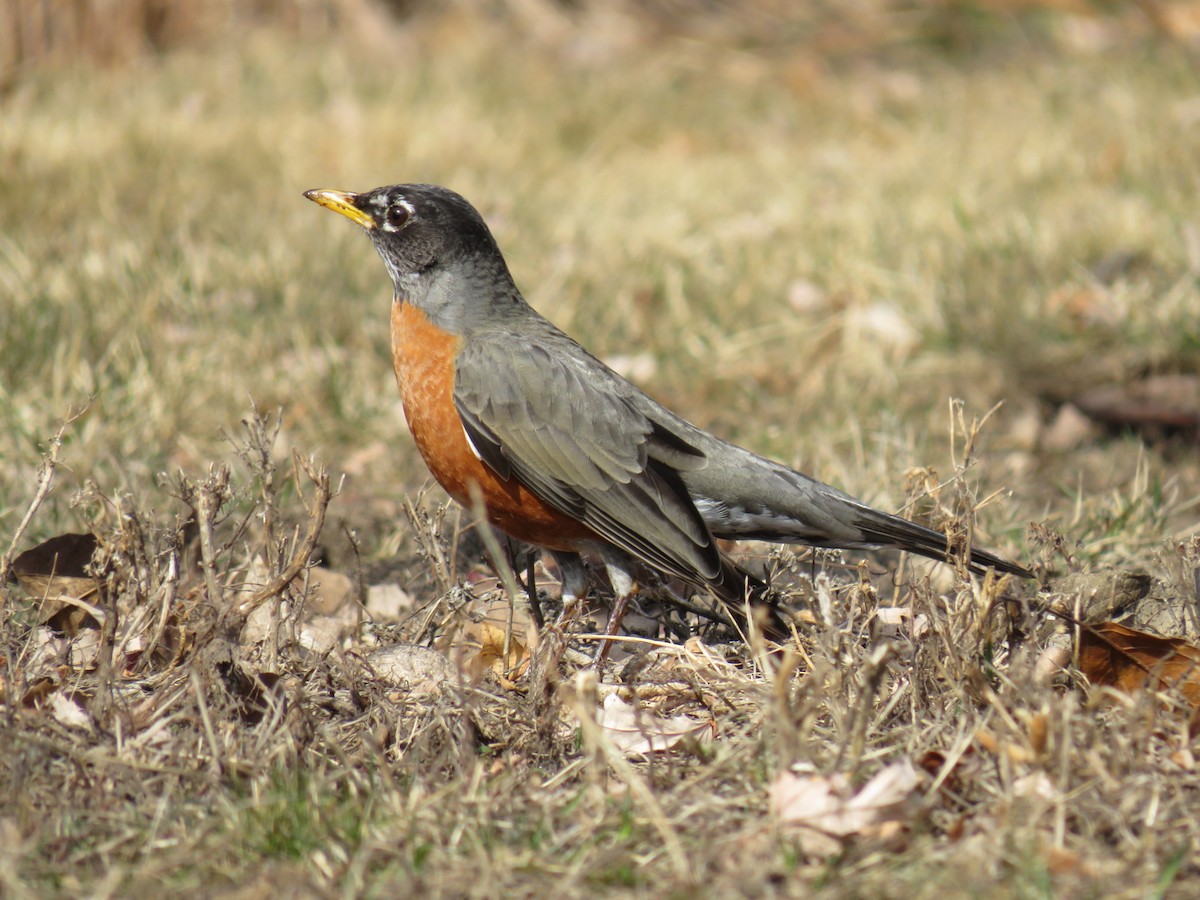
[1,7,1199,898]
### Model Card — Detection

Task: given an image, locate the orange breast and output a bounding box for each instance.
[391,300,594,551]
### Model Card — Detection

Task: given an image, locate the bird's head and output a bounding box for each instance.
[304,183,510,307]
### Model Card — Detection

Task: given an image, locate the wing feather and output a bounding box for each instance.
[454,332,720,582]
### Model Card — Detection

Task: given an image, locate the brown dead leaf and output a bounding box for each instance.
[448,598,533,686]
[1079,621,1200,706]
[11,533,101,633]
[19,669,67,708]
[11,532,98,595]
[462,620,530,686]
[594,693,715,757]
[773,759,925,857]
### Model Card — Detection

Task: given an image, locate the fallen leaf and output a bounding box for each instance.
[20,670,65,708]
[773,759,925,857]
[11,532,98,596]
[49,691,92,730]
[1078,621,1200,706]
[67,628,102,670]
[773,771,852,857]
[874,606,930,640]
[595,693,714,757]
[451,598,533,686]
[848,759,925,822]
[11,533,101,633]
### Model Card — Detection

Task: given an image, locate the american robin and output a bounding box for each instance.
[305,183,1031,646]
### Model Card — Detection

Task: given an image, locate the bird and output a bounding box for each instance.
[304,183,1031,650]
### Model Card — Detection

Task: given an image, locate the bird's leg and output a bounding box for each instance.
[595,548,637,667]
[506,537,544,629]
[525,552,544,630]
[550,550,589,626]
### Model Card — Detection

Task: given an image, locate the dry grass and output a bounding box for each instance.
[2,5,1200,896]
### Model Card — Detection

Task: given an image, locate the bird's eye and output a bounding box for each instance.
[385,202,412,229]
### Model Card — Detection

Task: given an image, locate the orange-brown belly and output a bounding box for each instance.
[391,300,594,551]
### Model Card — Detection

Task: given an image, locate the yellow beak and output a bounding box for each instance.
[303,189,376,230]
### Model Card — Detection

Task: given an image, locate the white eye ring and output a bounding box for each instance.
[383,198,415,231]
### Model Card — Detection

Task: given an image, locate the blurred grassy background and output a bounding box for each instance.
[2,0,1199,567]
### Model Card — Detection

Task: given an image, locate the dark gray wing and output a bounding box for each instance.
[453,331,721,583]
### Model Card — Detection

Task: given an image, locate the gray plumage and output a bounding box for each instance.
[305,183,1032,625]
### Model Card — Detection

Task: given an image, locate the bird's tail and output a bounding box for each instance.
[847,503,1032,578]
[704,503,1030,644]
